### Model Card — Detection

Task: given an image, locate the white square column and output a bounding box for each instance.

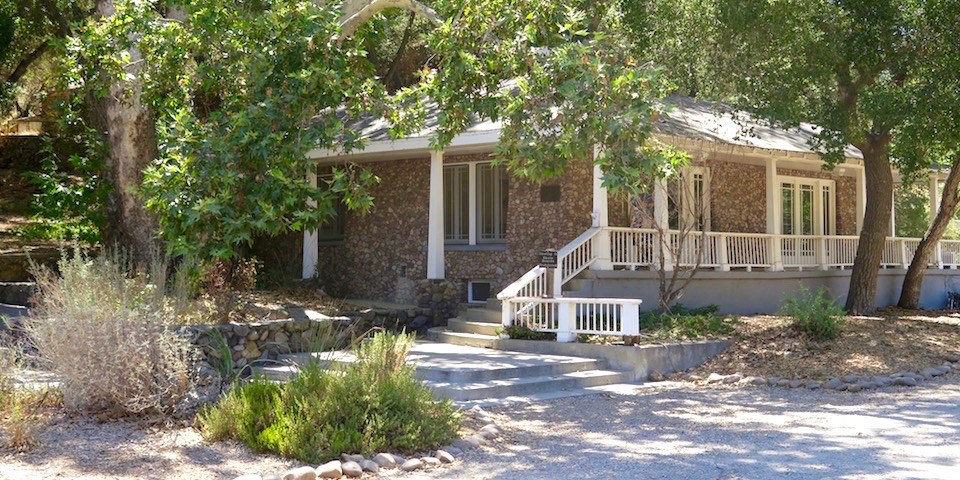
[302,167,319,279]
[930,173,941,224]
[427,150,445,280]
[765,158,783,271]
[591,149,612,270]
[653,177,673,271]
[856,165,866,233]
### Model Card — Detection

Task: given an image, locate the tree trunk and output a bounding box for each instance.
[89,0,159,260]
[845,144,894,314]
[898,160,960,308]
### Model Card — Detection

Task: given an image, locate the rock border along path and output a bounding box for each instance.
[678,353,960,392]
[230,406,502,480]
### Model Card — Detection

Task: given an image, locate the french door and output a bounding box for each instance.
[781,177,835,263]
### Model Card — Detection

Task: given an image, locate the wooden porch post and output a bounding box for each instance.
[592,149,613,270]
[427,150,445,280]
[302,166,319,279]
[653,177,673,271]
[766,158,783,271]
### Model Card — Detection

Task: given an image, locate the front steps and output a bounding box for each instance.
[254,342,632,403]
[426,298,503,348]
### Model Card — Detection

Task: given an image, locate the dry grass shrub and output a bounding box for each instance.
[0,345,61,451]
[24,249,201,416]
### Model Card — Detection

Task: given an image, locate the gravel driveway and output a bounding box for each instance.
[4,377,959,479]
[403,377,960,480]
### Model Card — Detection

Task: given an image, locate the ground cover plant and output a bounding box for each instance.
[199,331,460,463]
[638,304,737,341]
[780,286,846,341]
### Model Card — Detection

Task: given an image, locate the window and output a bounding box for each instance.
[668,166,711,231]
[444,162,508,244]
[468,280,492,303]
[780,177,835,237]
[318,175,346,242]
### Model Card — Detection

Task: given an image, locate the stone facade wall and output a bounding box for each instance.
[314,156,430,302]
[709,160,767,233]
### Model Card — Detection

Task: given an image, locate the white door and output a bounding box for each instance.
[781,177,835,266]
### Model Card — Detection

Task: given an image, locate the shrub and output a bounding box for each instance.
[639,304,735,340]
[502,325,556,341]
[780,286,846,341]
[0,345,61,451]
[200,331,460,463]
[23,249,201,416]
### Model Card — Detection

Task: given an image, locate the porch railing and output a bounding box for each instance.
[497,226,959,341]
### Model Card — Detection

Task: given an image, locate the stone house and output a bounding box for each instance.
[302,96,957,317]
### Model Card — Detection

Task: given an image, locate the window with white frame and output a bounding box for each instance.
[444,162,508,244]
[668,166,711,231]
[317,174,346,242]
[780,176,835,236]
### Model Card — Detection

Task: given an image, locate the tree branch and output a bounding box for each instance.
[6,40,48,85]
[339,0,441,40]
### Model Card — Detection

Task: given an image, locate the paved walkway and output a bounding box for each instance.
[398,375,960,480]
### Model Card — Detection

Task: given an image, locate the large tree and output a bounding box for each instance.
[58,0,676,260]
[653,0,959,313]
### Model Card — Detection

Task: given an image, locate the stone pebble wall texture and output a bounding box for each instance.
[305,151,861,303]
[313,153,593,303]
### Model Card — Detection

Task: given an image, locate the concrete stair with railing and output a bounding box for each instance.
[426,298,504,348]
[253,342,633,404]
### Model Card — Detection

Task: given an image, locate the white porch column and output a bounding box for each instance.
[856,165,866,232]
[653,177,674,271]
[427,150,445,280]
[890,186,897,236]
[765,158,783,271]
[930,173,941,224]
[302,167,319,279]
[591,152,613,270]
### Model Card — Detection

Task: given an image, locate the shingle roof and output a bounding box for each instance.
[343,95,863,159]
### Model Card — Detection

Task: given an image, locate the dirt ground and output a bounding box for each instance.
[685,309,960,381]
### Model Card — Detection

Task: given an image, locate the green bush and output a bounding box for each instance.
[502,325,556,341]
[780,286,846,341]
[639,304,735,339]
[199,331,460,463]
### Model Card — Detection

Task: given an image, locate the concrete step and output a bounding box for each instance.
[426,327,497,348]
[0,282,34,306]
[447,318,501,336]
[462,307,501,324]
[485,297,502,311]
[425,369,632,402]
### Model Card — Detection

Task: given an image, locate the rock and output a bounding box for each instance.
[263,475,282,480]
[944,353,960,363]
[921,367,941,378]
[842,375,859,383]
[846,383,862,393]
[233,475,263,480]
[937,364,952,375]
[788,379,804,389]
[421,457,442,468]
[442,445,463,456]
[409,315,430,329]
[721,374,742,384]
[340,461,362,478]
[340,454,365,464]
[776,379,792,388]
[740,376,765,386]
[359,460,379,474]
[825,378,842,390]
[706,373,726,384]
[649,370,665,382]
[316,461,342,479]
[893,376,919,387]
[372,453,397,469]
[767,377,780,386]
[373,453,397,468]
[806,381,821,390]
[282,466,318,480]
[435,450,455,464]
[479,424,500,439]
[452,438,480,450]
[400,459,423,472]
